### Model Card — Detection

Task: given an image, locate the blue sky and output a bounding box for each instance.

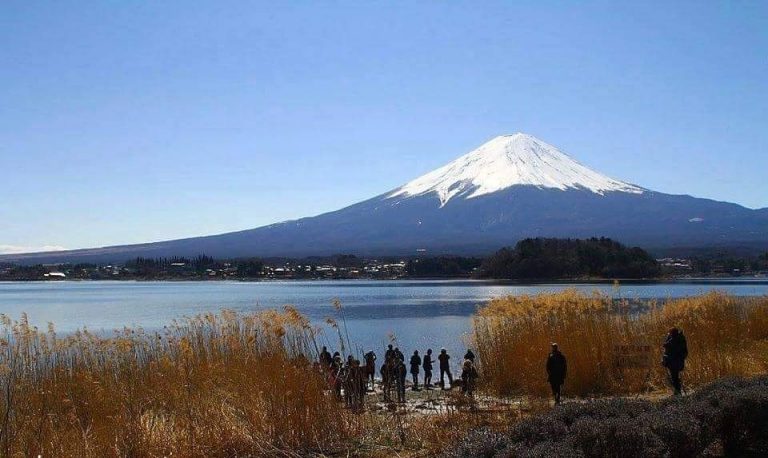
[1,1,766,253]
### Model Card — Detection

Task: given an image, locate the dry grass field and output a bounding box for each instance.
[0,308,360,456]
[474,290,768,396]
[0,291,765,456]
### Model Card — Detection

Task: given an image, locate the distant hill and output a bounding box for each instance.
[3,133,767,264]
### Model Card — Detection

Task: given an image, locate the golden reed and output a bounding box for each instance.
[1,292,765,456]
[0,307,356,457]
[473,290,768,397]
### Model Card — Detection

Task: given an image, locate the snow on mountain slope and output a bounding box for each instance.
[388,133,643,206]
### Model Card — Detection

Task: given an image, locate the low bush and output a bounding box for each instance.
[446,376,768,457]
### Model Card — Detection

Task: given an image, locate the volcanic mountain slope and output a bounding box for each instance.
[4,133,768,263]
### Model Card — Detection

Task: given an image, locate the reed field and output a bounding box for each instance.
[0,291,766,456]
[0,306,498,457]
[0,307,361,457]
[474,290,768,397]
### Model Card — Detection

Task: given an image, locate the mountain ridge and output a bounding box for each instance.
[3,134,767,264]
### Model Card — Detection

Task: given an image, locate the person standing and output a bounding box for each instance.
[350,359,365,411]
[438,348,453,390]
[461,358,478,396]
[394,347,404,362]
[662,327,688,395]
[346,354,354,370]
[342,359,353,408]
[319,346,332,368]
[385,344,395,362]
[331,352,343,400]
[464,349,475,362]
[380,358,393,402]
[409,350,422,391]
[395,359,407,403]
[546,343,567,405]
[423,348,434,389]
[364,350,377,391]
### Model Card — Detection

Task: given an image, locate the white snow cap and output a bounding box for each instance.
[388,133,643,206]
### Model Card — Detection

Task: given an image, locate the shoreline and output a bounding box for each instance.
[2,276,768,285]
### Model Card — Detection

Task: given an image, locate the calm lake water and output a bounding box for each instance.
[1,279,767,360]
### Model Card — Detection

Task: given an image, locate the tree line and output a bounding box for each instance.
[126,255,264,278]
[477,237,661,279]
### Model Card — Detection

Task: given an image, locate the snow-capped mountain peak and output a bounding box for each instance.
[388,133,643,206]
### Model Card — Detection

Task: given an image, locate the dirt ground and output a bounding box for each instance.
[347,378,547,422]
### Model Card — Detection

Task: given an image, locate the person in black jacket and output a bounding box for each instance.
[662,327,688,395]
[423,348,433,389]
[331,352,343,399]
[395,359,407,403]
[364,350,377,391]
[409,350,421,391]
[461,358,479,396]
[464,349,475,362]
[319,346,332,368]
[385,344,395,361]
[546,343,567,405]
[438,348,453,390]
[380,358,393,402]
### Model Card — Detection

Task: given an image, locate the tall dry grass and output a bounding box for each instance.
[3,292,764,456]
[0,307,357,457]
[0,304,515,457]
[474,290,768,397]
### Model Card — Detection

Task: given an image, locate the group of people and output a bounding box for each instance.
[317,344,480,406]
[318,327,689,409]
[318,350,369,409]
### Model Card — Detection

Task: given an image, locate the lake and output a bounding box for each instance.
[1,279,766,360]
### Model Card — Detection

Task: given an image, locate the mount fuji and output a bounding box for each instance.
[4,133,768,263]
[387,134,644,205]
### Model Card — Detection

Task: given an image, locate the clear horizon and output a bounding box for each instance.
[2,1,767,253]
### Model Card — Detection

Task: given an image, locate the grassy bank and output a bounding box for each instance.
[474,291,768,396]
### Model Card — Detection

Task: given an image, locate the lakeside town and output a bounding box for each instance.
[0,255,412,281]
[2,251,767,281]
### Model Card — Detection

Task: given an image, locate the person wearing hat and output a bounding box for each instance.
[546,343,567,405]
